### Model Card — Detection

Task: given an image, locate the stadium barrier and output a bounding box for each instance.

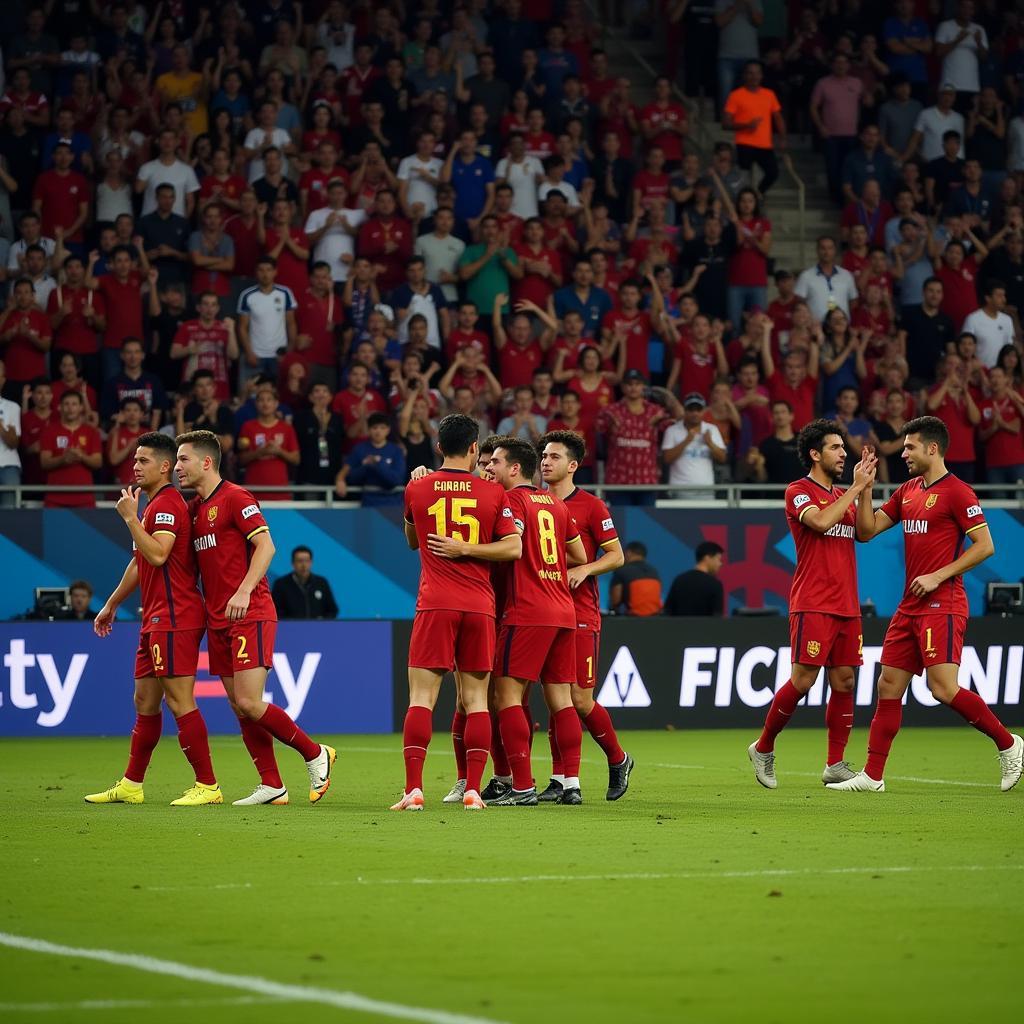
[392,617,1024,732]
[1,618,1019,737]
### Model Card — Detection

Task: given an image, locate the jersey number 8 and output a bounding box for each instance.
[427,497,480,545]
[536,509,558,565]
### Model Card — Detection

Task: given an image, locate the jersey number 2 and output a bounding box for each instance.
[427,497,480,545]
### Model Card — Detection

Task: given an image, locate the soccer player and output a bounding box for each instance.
[748,420,878,789]
[174,430,336,805]
[394,414,522,811]
[86,432,221,806]
[484,437,588,805]
[828,417,1024,792]
[538,430,634,801]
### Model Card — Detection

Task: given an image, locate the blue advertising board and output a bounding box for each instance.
[0,621,394,737]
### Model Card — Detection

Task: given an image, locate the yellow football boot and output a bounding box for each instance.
[170,782,224,806]
[84,777,144,804]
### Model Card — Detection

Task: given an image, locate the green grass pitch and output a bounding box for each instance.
[1,726,1021,1024]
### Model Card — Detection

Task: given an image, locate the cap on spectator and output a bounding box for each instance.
[682,392,707,410]
[939,82,956,92]
[623,369,647,383]
[374,303,395,322]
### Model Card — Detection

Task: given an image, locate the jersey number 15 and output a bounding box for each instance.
[427,497,480,545]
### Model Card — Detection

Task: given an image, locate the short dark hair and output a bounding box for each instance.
[292,545,313,560]
[625,541,647,557]
[176,428,222,470]
[983,278,1006,299]
[539,429,586,465]
[480,434,513,458]
[901,415,949,455]
[797,418,845,470]
[119,396,144,410]
[437,413,480,457]
[695,540,724,563]
[367,411,390,429]
[498,437,537,479]
[136,431,177,463]
[69,579,93,596]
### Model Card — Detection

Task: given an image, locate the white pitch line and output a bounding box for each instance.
[0,932,511,1024]
[0,995,288,1014]
[144,863,1024,894]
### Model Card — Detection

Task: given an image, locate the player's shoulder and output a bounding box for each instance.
[945,472,982,503]
[785,476,814,507]
[151,484,187,511]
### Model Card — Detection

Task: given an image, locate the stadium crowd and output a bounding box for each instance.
[0,0,1022,509]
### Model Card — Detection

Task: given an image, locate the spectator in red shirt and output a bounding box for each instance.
[18,377,55,485]
[0,68,49,128]
[0,279,53,397]
[238,385,301,501]
[51,353,98,424]
[602,276,660,378]
[296,262,344,390]
[446,301,491,363]
[224,189,263,288]
[493,292,549,389]
[189,203,235,298]
[300,141,345,219]
[767,269,797,349]
[935,239,983,331]
[32,143,90,250]
[513,218,563,308]
[979,366,1024,493]
[106,396,148,486]
[762,332,821,430]
[86,247,156,383]
[264,197,311,299]
[666,312,729,399]
[640,77,688,167]
[356,189,413,292]
[170,292,239,400]
[39,391,102,508]
[331,362,388,452]
[597,369,670,504]
[47,254,105,386]
[198,148,247,214]
[715,183,772,332]
[631,145,670,214]
[438,345,503,414]
[925,353,981,478]
[839,179,893,248]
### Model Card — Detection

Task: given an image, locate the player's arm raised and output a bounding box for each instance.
[226,530,276,621]
[568,538,624,590]
[854,454,896,542]
[115,488,176,567]
[94,559,139,637]
[910,523,995,598]
[800,449,879,535]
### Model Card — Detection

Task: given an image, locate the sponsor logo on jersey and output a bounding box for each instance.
[502,507,513,518]
[241,504,260,519]
[904,520,928,534]
[966,504,982,518]
[154,512,175,526]
[596,645,652,708]
[793,493,811,509]
[824,522,855,539]
[207,506,219,523]
[194,534,217,552]
[806,640,821,658]
[925,493,938,509]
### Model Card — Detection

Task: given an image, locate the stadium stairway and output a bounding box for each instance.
[596,29,838,278]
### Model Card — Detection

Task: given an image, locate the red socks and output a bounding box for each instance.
[451,711,467,781]
[238,715,283,788]
[125,712,162,784]
[552,706,582,779]
[864,697,903,780]
[402,705,432,792]
[498,705,533,790]
[257,703,321,761]
[825,689,855,765]
[523,694,534,751]
[490,709,511,777]
[548,719,564,777]
[463,711,491,794]
[949,689,1014,750]
[756,680,802,753]
[175,709,216,785]
[583,702,625,765]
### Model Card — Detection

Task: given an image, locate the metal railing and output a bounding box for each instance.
[781,152,807,268]
[3,482,1022,510]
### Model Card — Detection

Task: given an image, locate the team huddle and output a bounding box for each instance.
[84,414,1022,809]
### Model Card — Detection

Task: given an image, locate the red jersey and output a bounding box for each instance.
[136,484,206,632]
[237,418,299,501]
[446,328,491,363]
[96,272,144,350]
[40,419,101,507]
[880,473,987,617]
[928,387,979,463]
[768,372,818,430]
[1,308,51,380]
[32,169,89,241]
[296,289,343,367]
[564,487,618,629]
[332,387,388,451]
[979,396,1024,467]
[264,227,310,298]
[596,398,665,485]
[198,173,247,208]
[568,377,614,427]
[512,243,560,308]
[785,477,860,617]
[172,319,232,399]
[299,166,345,212]
[498,338,544,389]
[729,217,771,287]
[523,131,556,161]
[603,309,652,376]
[494,211,524,246]
[640,101,687,161]
[110,425,147,485]
[632,170,670,209]
[673,338,717,399]
[225,215,261,278]
[356,216,413,292]
[47,284,104,355]
[936,259,979,333]
[19,407,54,484]
[403,469,517,615]
[188,479,277,629]
[499,485,579,629]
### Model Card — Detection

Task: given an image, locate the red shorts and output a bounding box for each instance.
[207,620,276,677]
[790,612,863,668]
[881,610,966,676]
[408,609,495,673]
[575,629,600,689]
[135,628,204,679]
[495,624,576,684]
